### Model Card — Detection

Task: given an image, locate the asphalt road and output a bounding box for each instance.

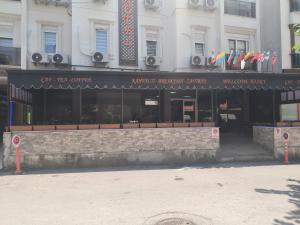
[0,163,299,225]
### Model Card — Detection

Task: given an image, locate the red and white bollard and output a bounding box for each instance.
[15,147,21,174]
[283,132,289,164]
[284,141,289,164]
[12,135,22,174]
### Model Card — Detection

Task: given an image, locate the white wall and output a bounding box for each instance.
[0,0,266,72]
[280,0,292,70]
[0,0,21,48]
[26,0,72,69]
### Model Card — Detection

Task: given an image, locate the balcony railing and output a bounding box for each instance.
[224,0,256,18]
[225,54,257,71]
[0,46,21,66]
[290,0,300,11]
[291,53,300,68]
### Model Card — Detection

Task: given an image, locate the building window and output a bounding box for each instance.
[290,0,300,12]
[0,25,13,47]
[228,39,248,53]
[224,0,256,18]
[191,27,206,56]
[0,37,13,47]
[146,40,157,56]
[144,27,160,58]
[228,39,236,51]
[96,29,108,54]
[195,43,204,56]
[44,31,57,54]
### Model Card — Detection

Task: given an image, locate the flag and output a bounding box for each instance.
[232,50,240,65]
[216,51,226,65]
[241,59,246,70]
[272,52,278,65]
[235,51,244,66]
[208,51,216,65]
[264,51,270,61]
[258,52,265,63]
[250,52,261,64]
[227,50,235,65]
[244,52,254,61]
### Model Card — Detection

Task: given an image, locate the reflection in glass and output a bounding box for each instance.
[123,90,159,123]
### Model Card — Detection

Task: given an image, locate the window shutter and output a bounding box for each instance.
[0,38,13,47]
[96,30,108,54]
[44,32,57,53]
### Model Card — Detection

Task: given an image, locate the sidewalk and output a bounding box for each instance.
[0,163,299,225]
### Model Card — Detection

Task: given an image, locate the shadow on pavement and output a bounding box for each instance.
[255,179,300,225]
[0,160,299,177]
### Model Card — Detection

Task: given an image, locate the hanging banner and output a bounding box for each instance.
[119,0,138,66]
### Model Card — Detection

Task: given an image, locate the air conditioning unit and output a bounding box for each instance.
[145,56,160,67]
[191,55,205,66]
[204,0,217,10]
[31,52,50,64]
[188,0,203,8]
[92,52,109,63]
[52,53,69,65]
[144,0,160,9]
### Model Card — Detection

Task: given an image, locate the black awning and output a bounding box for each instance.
[7,69,300,90]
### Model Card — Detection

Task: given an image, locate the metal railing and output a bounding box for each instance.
[224,0,256,18]
[290,0,300,11]
[0,46,21,66]
[291,53,300,68]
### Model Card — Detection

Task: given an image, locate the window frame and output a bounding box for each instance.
[38,22,62,54]
[146,40,158,57]
[194,42,205,56]
[191,26,207,56]
[95,29,109,55]
[143,26,162,58]
[227,38,249,53]
[90,20,113,57]
[43,30,57,54]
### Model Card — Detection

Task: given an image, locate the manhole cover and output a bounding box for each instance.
[155,218,196,225]
[143,212,213,225]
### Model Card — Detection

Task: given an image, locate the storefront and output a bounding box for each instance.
[3,69,300,169]
[7,69,300,129]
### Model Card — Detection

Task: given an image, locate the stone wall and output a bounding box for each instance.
[273,127,300,159]
[253,126,300,160]
[253,126,275,153]
[2,127,220,169]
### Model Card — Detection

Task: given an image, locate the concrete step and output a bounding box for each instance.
[219,154,274,162]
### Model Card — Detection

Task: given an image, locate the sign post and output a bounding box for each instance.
[283,132,289,164]
[11,135,21,174]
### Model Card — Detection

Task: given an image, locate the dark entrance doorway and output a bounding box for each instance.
[217,90,277,162]
[217,90,245,134]
[171,99,196,123]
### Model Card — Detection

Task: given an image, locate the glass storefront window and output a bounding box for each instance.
[198,90,212,122]
[46,90,72,124]
[97,90,121,124]
[82,90,122,124]
[81,90,97,124]
[123,90,160,123]
[280,103,299,121]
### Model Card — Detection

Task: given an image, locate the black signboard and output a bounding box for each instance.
[119,0,138,66]
[7,69,300,91]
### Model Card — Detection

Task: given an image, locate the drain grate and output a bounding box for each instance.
[143,212,212,225]
[155,217,197,225]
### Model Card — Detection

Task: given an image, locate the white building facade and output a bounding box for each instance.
[0,0,268,73]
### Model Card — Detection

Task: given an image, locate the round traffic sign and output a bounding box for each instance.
[283,132,289,141]
[12,135,21,148]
